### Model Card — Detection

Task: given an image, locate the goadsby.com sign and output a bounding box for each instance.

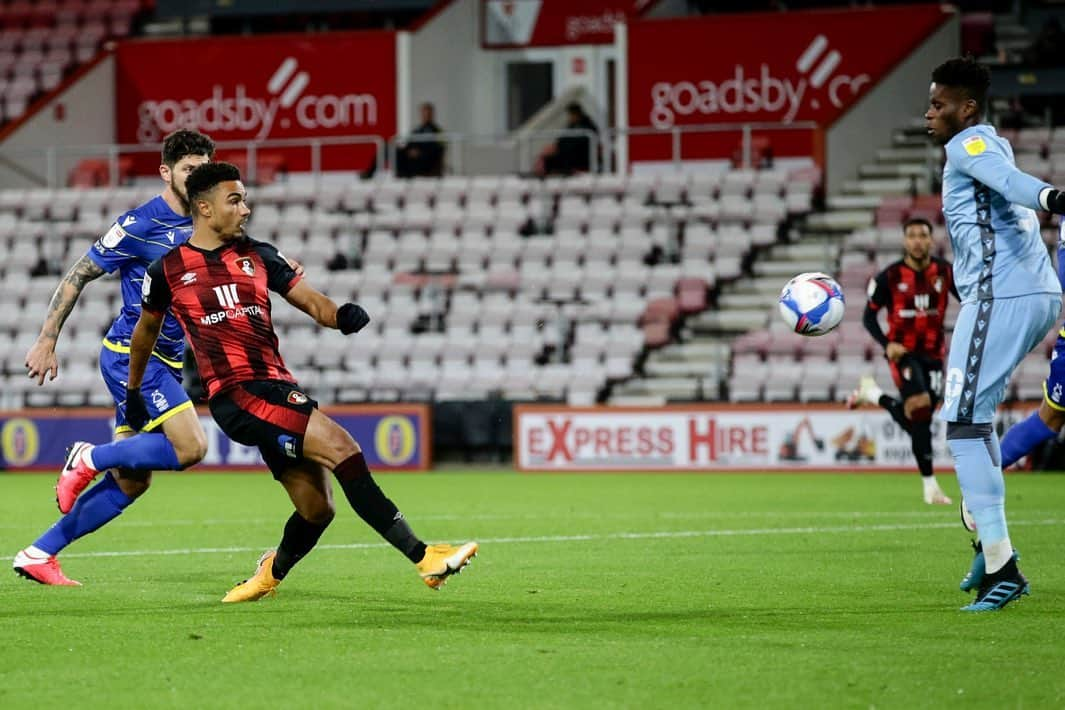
[116,31,396,147]
[629,5,950,130]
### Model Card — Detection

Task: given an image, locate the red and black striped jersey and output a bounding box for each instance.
[142,236,302,399]
[867,256,957,359]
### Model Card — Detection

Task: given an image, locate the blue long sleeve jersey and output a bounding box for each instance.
[86,195,192,366]
[941,124,1060,303]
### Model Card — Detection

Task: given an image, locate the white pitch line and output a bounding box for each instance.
[55,518,1065,560]
[0,509,1038,531]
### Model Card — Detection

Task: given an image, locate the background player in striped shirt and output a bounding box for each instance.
[847,217,959,505]
[128,162,477,601]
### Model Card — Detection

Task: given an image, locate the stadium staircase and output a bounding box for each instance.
[612,120,948,405]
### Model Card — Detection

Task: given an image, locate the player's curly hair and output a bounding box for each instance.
[185,161,242,209]
[931,56,990,112]
[161,129,215,167]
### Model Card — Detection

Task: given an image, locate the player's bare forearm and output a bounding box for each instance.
[37,255,106,342]
[284,281,339,328]
[127,310,165,389]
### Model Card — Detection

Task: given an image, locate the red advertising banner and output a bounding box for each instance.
[115,31,396,173]
[482,0,656,47]
[626,5,951,161]
[514,404,1034,472]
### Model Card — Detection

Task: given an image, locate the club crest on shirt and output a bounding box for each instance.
[235,257,255,277]
[287,390,308,405]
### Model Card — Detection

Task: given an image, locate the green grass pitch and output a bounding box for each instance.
[1,471,1063,708]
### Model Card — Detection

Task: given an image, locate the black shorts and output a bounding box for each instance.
[209,380,318,479]
[889,354,943,408]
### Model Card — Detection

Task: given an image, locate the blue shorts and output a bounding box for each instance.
[99,340,193,435]
[940,293,1061,424]
[1044,326,1065,411]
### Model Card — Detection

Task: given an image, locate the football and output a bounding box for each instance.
[778,272,845,336]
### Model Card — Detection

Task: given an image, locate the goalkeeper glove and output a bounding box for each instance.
[1040,188,1065,214]
[337,303,371,334]
[125,387,150,431]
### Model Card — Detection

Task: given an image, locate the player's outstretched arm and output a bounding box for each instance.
[125,309,165,431]
[948,138,1065,214]
[283,280,370,334]
[25,254,106,385]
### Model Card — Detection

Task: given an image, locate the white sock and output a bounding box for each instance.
[983,538,1013,574]
[82,448,99,472]
[867,383,883,401]
[24,545,48,559]
[921,476,940,493]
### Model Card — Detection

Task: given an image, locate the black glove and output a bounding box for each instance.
[1047,189,1065,215]
[125,387,150,431]
[337,303,370,334]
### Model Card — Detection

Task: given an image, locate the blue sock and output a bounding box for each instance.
[90,432,181,471]
[948,431,1009,544]
[1000,412,1057,468]
[34,472,134,555]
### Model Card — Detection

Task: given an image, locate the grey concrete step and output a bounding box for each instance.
[753,259,833,277]
[770,242,838,260]
[644,359,728,378]
[805,209,875,231]
[827,194,881,210]
[727,275,787,296]
[718,292,776,310]
[858,162,928,179]
[613,377,701,400]
[690,308,770,334]
[876,146,935,163]
[650,340,731,363]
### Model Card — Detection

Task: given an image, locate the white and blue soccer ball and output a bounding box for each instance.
[778,272,845,336]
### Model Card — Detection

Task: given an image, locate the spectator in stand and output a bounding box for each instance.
[396,102,445,178]
[363,102,445,179]
[537,102,599,176]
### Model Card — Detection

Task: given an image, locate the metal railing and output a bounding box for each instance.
[607,121,821,172]
[0,121,820,188]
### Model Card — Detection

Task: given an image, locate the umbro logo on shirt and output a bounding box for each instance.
[181,272,197,285]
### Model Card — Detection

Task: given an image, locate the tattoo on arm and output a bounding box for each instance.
[39,256,106,341]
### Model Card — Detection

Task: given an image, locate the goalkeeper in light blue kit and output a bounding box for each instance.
[926,57,1065,611]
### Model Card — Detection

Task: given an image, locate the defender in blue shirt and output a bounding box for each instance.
[14,130,215,586]
[927,58,1065,611]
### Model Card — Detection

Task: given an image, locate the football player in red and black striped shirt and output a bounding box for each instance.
[126,162,477,601]
[847,217,960,504]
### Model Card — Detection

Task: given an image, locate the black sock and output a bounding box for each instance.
[878,394,912,434]
[910,418,934,478]
[272,512,331,580]
[335,452,426,563]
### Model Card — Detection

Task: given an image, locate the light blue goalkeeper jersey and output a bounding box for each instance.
[941,123,1060,303]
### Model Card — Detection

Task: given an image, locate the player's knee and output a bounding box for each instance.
[904,395,932,421]
[908,405,932,423]
[1039,402,1065,431]
[115,469,151,499]
[173,435,208,468]
[305,502,335,527]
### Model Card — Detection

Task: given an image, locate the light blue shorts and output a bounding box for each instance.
[940,293,1061,424]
